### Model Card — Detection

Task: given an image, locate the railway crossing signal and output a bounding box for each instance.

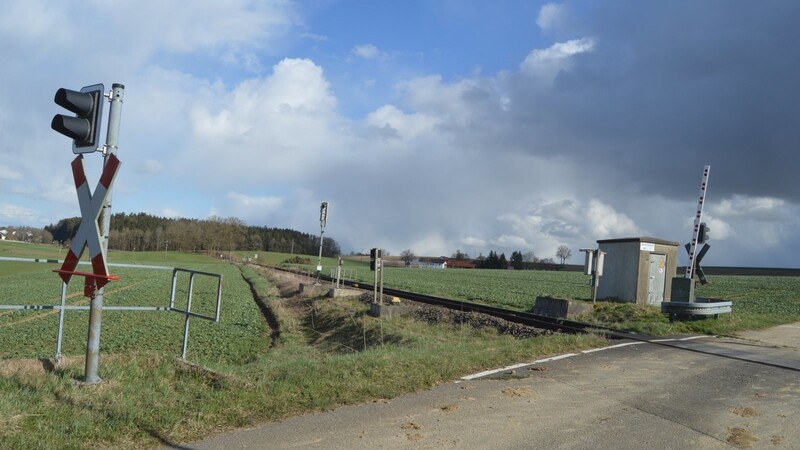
[697,223,710,244]
[50,82,125,384]
[370,247,382,271]
[370,248,385,305]
[51,84,105,154]
[54,154,121,295]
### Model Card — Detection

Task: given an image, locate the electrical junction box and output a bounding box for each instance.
[596,237,679,305]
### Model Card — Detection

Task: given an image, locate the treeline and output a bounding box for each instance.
[0,226,53,244]
[480,250,559,270]
[449,249,559,270]
[45,212,341,257]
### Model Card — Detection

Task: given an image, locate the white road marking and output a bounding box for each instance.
[460,335,709,380]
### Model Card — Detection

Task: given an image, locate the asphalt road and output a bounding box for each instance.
[175,323,800,450]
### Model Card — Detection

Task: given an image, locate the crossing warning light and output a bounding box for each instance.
[698,222,710,244]
[51,84,105,154]
[320,202,328,228]
[370,248,381,271]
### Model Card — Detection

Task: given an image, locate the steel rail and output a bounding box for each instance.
[272,266,638,339]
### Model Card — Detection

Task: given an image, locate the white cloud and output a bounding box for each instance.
[0,203,39,224]
[227,192,284,210]
[461,236,488,247]
[180,58,345,184]
[364,105,439,140]
[490,234,530,249]
[585,199,639,238]
[536,3,566,33]
[352,44,385,60]
[711,195,788,221]
[702,216,733,241]
[520,38,596,83]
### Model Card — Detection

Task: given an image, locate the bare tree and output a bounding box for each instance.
[400,249,416,266]
[556,245,572,265]
[523,251,538,263]
[451,249,470,260]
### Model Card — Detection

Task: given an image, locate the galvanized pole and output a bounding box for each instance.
[55,282,68,360]
[315,202,328,284]
[316,229,324,284]
[84,83,124,384]
[379,259,384,305]
[373,257,379,304]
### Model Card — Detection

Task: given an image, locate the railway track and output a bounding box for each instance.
[272,266,637,339]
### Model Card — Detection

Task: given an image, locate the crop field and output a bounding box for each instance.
[0,247,267,364]
[265,252,800,332]
[352,267,590,309]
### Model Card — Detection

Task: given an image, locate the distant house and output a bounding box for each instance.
[444,258,477,269]
[0,230,6,240]
[415,257,447,269]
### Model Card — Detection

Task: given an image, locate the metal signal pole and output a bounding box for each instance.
[84,84,124,384]
[315,202,328,284]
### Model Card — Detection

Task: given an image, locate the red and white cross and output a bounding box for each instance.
[55,154,121,295]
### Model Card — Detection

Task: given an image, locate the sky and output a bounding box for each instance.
[1,0,799,268]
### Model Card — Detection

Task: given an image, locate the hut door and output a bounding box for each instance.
[647,254,667,305]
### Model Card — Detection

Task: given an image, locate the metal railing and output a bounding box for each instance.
[0,259,222,361]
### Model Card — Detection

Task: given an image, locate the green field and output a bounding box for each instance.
[0,247,264,364]
[2,244,800,448]
[0,243,609,449]
[262,250,800,334]
[259,250,800,334]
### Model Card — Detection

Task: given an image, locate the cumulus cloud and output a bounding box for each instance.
[180,58,344,184]
[364,105,439,140]
[711,195,788,221]
[536,3,566,33]
[519,38,596,84]
[585,199,639,238]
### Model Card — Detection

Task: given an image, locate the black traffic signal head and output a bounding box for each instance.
[369,247,381,271]
[698,222,710,243]
[51,84,105,154]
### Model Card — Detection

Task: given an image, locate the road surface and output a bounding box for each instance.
[175,323,800,449]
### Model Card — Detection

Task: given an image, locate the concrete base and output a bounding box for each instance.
[327,288,362,298]
[661,297,732,321]
[533,297,593,319]
[369,303,417,318]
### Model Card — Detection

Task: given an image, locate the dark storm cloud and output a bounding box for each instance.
[505,0,800,201]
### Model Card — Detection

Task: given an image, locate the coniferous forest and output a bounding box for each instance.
[44,212,340,257]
